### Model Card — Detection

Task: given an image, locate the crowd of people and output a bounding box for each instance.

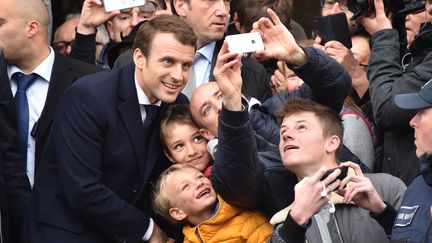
[0,0,432,242]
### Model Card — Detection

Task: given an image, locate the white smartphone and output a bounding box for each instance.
[225,32,265,54]
[103,0,146,12]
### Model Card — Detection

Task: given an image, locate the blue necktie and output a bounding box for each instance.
[13,72,38,166]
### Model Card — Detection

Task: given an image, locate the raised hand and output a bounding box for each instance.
[213,41,243,111]
[270,61,304,93]
[356,0,392,35]
[252,8,307,67]
[324,40,369,97]
[78,0,120,34]
[338,162,387,214]
[290,166,341,225]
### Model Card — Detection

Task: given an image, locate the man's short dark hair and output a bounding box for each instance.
[134,14,197,57]
[275,98,344,157]
[235,0,293,32]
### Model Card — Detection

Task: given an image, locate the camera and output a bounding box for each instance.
[347,0,426,20]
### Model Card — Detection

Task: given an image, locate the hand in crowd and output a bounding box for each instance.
[290,166,341,226]
[78,0,120,35]
[270,61,303,93]
[357,0,392,35]
[312,36,325,52]
[213,41,243,111]
[323,41,369,97]
[252,8,307,67]
[338,162,387,214]
[148,223,170,243]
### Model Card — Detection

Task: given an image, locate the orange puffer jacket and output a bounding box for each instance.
[183,195,272,243]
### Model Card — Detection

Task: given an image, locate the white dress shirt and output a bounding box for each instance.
[194,42,216,85]
[134,74,161,241]
[7,47,54,187]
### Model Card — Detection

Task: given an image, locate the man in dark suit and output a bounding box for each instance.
[172,0,272,102]
[23,14,196,243]
[0,50,33,243]
[0,0,99,188]
[0,0,98,241]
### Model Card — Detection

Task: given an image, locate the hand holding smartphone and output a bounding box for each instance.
[314,12,352,48]
[320,166,349,188]
[225,32,265,54]
[103,0,146,12]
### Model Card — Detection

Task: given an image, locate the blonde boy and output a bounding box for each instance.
[153,164,272,242]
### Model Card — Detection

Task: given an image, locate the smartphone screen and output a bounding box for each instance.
[320,166,349,183]
[104,0,146,12]
[225,32,265,54]
[314,12,352,48]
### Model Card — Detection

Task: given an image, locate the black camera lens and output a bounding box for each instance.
[347,0,416,20]
[347,0,373,20]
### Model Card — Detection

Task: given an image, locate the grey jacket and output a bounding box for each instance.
[270,173,406,243]
[367,25,432,184]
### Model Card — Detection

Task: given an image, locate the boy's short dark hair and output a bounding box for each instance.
[160,104,197,151]
[275,98,344,157]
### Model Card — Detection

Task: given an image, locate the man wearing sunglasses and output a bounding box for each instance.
[70,0,162,68]
[320,0,353,22]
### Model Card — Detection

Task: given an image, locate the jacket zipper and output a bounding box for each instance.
[332,213,344,243]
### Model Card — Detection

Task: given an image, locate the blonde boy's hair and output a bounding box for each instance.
[153,163,198,224]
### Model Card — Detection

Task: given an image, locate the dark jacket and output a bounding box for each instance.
[373,154,432,242]
[70,31,112,69]
[270,173,406,243]
[367,23,432,184]
[391,173,432,242]
[22,65,187,243]
[212,47,353,217]
[0,51,99,242]
[0,51,31,243]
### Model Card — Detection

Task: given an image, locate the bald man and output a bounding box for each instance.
[0,0,99,190]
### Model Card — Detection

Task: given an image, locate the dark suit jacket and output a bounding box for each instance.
[0,51,31,243]
[32,52,101,171]
[0,51,99,242]
[23,65,188,243]
[209,39,272,102]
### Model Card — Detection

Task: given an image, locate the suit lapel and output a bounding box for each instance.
[117,65,148,179]
[208,39,224,82]
[36,53,76,142]
[140,104,166,183]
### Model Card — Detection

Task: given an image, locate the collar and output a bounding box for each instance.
[7,46,55,82]
[134,73,161,106]
[270,167,357,225]
[197,42,216,63]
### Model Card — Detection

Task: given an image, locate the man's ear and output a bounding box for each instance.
[27,20,40,38]
[169,207,187,221]
[199,128,215,141]
[106,20,116,40]
[173,0,188,17]
[133,48,146,69]
[325,135,340,154]
[163,149,175,163]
